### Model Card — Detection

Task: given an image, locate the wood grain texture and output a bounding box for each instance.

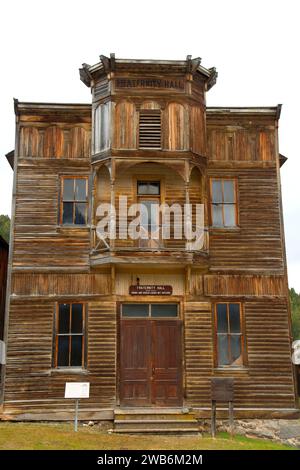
[1,64,296,419]
[0,238,8,342]
[3,300,116,416]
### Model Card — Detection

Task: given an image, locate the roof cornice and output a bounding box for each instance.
[79,53,217,90]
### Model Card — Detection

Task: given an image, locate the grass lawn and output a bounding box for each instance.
[0,422,294,450]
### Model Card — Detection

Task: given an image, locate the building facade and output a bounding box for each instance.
[0,235,8,382]
[0,54,298,424]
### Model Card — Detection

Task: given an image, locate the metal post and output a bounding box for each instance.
[211,400,216,438]
[229,400,234,438]
[75,399,79,432]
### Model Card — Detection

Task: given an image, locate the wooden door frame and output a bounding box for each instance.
[117,301,184,407]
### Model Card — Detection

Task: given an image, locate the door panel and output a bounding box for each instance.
[120,317,183,407]
[152,321,183,406]
[120,320,151,406]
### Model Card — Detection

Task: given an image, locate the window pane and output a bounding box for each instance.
[212,205,223,226]
[71,336,83,366]
[223,180,235,203]
[148,182,160,195]
[75,179,87,201]
[229,304,241,333]
[212,180,222,203]
[75,203,87,225]
[63,179,74,201]
[138,181,160,195]
[71,304,83,333]
[137,182,149,195]
[217,334,229,366]
[224,204,236,226]
[63,202,73,224]
[122,304,149,317]
[57,336,69,366]
[58,304,70,333]
[217,303,228,333]
[230,335,242,365]
[151,304,178,317]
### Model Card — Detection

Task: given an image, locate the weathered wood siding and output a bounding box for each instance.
[207,167,283,271]
[184,298,295,409]
[0,237,8,341]
[13,159,91,269]
[4,299,116,418]
[2,61,296,419]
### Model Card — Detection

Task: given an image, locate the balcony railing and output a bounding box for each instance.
[90,224,209,254]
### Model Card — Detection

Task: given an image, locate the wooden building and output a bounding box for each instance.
[0,235,8,383]
[0,54,298,429]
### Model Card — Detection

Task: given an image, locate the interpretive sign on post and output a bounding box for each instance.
[211,378,234,439]
[292,340,300,365]
[65,383,90,432]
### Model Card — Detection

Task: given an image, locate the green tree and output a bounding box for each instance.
[290,288,300,341]
[0,215,10,243]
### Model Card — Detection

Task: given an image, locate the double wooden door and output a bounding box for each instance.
[120,319,183,406]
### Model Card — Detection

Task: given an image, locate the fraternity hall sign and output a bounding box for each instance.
[115,77,185,91]
[129,285,173,295]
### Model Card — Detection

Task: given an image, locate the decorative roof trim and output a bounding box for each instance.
[5,150,14,170]
[79,54,217,89]
[207,105,282,118]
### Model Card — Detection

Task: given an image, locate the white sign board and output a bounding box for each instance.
[292,340,300,365]
[0,341,6,365]
[292,340,300,350]
[65,382,90,399]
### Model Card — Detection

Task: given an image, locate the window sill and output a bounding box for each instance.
[210,226,241,232]
[50,368,90,375]
[213,367,249,374]
[56,225,91,232]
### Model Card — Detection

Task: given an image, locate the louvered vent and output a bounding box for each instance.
[139,110,161,149]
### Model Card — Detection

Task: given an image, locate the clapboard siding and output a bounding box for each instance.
[184,302,213,407]
[208,167,283,271]
[184,299,295,408]
[4,300,116,414]
[0,238,8,342]
[13,161,91,268]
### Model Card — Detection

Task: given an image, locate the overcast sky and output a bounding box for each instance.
[0,0,299,290]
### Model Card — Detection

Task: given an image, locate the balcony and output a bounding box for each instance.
[90,225,209,267]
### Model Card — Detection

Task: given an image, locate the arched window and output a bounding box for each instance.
[93,102,111,153]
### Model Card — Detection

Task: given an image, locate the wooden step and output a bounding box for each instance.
[113,408,200,434]
[114,407,190,415]
[115,413,196,421]
[113,427,200,434]
[114,420,199,430]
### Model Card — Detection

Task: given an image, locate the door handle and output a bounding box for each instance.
[152,367,155,375]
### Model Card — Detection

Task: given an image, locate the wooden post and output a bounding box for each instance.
[211,400,216,438]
